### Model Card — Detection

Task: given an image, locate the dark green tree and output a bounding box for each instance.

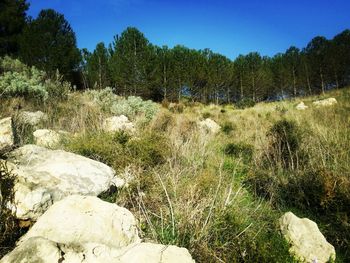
[109,27,155,98]
[86,42,110,89]
[0,0,29,56]
[19,9,80,80]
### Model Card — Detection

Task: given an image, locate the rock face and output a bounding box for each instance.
[0,196,195,263]
[103,115,135,133]
[199,118,221,134]
[279,212,336,263]
[296,102,308,110]
[19,195,140,248]
[313,98,337,107]
[7,145,120,220]
[17,111,47,126]
[0,117,14,154]
[33,129,63,148]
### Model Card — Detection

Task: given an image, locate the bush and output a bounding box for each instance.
[0,161,23,257]
[235,98,256,109]
[65,131,170,170]
[0,56,70,102]
[224,142,253,161]
[202,112,211,119]
[267,119,305,170]
[221,121,235,134]
[84,88,159,121]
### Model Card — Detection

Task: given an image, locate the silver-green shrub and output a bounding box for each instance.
[0,56,71,101]
[84,88,159,120]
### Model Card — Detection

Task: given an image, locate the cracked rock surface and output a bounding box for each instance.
[0,195,194,263]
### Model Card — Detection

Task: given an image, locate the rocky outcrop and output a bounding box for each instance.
[198,118,221,134]
[19,195,140,248]
[17,111,47,127]
[33,129,66,148]
[103,115,135,133]
[313,98,337,107]
[7,145,121,220]
[279,212,336,263]
[0,117,14,154]
[0,196,195,263]
[296,102,308,110]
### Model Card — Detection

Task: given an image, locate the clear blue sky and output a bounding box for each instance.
[27,0,350,59]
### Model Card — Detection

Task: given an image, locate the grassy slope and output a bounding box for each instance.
[0,88,349,262]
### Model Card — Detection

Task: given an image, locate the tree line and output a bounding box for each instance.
[1,0,350,103]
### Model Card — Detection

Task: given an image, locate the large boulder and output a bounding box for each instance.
[0,196,195,263]
[19,195,140,248]
[296,102,308,110]
[313,98,337,107]
[33,129,65,148]
[17,111,47,127]
[0,117,14,154]
[7,145,121,220]
[279,212,336,263]
[102,115,135,133]
[198,118,221,134]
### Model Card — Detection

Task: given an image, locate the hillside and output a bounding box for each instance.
[0,68,349,262]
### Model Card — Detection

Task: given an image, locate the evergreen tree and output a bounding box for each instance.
[0,0,29,56]
[86,42,110,89]
[19,9,81,80]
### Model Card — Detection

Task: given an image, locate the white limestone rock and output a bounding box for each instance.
[102,115,135,133]
[296,101,308,110]
[33,129,63,148]
[313,98,337,107]
[198,118,221,134]
[0,117,14,154]
[7,145,122,220]
[17,111,47,126]
[279,212,336,263]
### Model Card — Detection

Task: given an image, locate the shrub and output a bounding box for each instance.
[85,88,159,121]
[221,121,235,134]
[202,112,211,119]
[111,96,159,121]
[235,98,256,109]
[0,56,70,102]
[267,119,305,170]
[224,142,253,161]
[126,132,170,168]
[0,161,23,257]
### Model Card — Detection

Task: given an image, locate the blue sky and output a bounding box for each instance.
[27,0,350,59]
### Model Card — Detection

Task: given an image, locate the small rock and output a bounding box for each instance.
[33,129,63,148]
[279,212,336,263]
[0,117,14,154]
[102,115,135,133]
[296,102,308,110]
[199,118,221,134]
[313,98,337,107]
[17,111,47,127]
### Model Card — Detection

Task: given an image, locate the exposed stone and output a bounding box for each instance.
[17,111,47,127]
[0,117,14,154]
[1,196,195,263]
[116,242,195,263]
[7,145,122,220]
[279,212,336,263]
[313,98,337,107]
[0,237,61,263]
[19,195,140,248]
[102,115,135,133]
[296,101,308,110]
[198,118,221,134]
[33,129,65,148]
